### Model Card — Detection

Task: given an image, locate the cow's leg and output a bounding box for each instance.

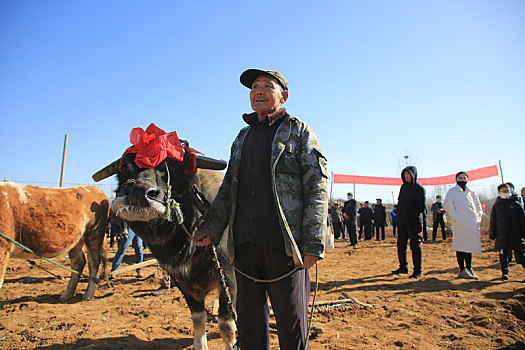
[83,229,105,300]
[218,276,237,349]
[60,242,86,301]
[184,294,208,350]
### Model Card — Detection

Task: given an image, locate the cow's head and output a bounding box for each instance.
[92,125,226,226]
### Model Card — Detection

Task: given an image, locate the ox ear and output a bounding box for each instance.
[195,155,227,171]
[92,159,120,182]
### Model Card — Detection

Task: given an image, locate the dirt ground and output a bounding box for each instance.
[1,228,524,350]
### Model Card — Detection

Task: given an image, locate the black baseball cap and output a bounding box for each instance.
[240,69,288,90]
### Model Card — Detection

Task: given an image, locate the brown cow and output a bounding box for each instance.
[0,182,109,300]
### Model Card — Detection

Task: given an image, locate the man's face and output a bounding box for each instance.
[456,174,468,182]
[364,202,369,208]
[376,200,381,205]
[404,171,412,183]
[499,185,510,197]
[250,75,288,115]
[521,188,525,197]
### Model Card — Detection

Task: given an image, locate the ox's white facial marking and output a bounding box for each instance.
[111,195,165,222]
[191,310,208,350]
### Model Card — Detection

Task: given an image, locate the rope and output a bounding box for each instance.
[305,262,318,345]
[0,230,99,282]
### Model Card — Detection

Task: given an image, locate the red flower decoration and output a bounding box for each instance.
[119,123,201,174]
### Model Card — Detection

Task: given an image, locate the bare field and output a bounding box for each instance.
[1,229,524,349]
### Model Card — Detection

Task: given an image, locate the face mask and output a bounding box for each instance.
[500,192,511,199]
[457,181,467,190]
[436,199,441,202]
[348,196,352,200]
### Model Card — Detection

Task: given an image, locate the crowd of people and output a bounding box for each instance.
[329,170,525,281]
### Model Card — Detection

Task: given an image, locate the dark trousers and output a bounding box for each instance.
[392,221,398,237]
[422,221,428,241]
[396,221,422,273]
[456,251,472,270]
[235,243,310,350]
[500,248,525,275]
[332,221,344,239]
[362,223,372,240]
[346,218,358,245]
[375,223,385,240]
[432,217,446,241]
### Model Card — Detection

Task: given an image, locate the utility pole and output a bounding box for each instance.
[498,160,504,184]
[59,134,68,187]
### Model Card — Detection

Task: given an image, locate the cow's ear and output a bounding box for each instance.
[195,155,227,171]
[92,159,120,182]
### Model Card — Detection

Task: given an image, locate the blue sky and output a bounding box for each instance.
[1,1,524,202]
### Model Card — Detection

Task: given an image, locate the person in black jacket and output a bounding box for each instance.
[489,183,525,280]
[358,201,374,240]
[431,195,446,241]
[392,166,426,279]
[374,198,387,240]
[343,192,358,247]
[330,202,344,240]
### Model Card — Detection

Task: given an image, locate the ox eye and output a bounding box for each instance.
[120,179,136,194]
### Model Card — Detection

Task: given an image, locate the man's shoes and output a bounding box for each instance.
[458,269,475,279]
[136,270,144,278]
[353,244,358,248]
[468,268,479,279]
[392,268,409,275]
[502,273,509,281]
[409,271,423,279]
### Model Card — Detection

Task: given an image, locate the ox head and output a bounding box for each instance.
[92,140,226,226]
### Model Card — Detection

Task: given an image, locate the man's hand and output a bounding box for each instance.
[301,254,319,269]
[193,231,211,246]
[343,213,348,219]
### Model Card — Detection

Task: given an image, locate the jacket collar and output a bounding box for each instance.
[242,107,287,126]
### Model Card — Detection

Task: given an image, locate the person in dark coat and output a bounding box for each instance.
[489,183,525,280]
[330,202,344,240]
[358,201,374,240]
[390,205,398,237]
[374,198,387,240]
[431,195,446,241]
[343,192,358,247]
[506,182,524,207]
[392,166,426,279]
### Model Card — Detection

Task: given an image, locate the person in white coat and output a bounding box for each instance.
[444,171,484,279]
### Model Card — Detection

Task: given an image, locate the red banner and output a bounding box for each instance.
[333,165,499,186]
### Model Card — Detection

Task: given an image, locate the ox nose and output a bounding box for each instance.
[129,183,162,205]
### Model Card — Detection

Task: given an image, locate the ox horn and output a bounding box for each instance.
[92,159,120,182]
[195,155,227,170]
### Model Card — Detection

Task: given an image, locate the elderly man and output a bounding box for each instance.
[194,68,328,350]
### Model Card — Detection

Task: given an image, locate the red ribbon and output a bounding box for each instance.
[119,123,201,175]
[333,165,499,186]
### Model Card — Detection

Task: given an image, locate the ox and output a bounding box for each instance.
[93,147,237,350]
[0,182,109,300]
